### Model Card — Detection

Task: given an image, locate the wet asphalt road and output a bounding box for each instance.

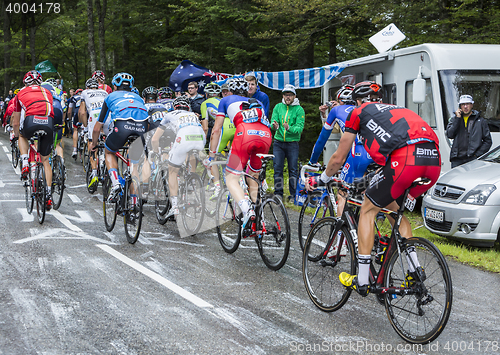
[0,132,499,355]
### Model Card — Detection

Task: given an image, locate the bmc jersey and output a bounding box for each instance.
[14,85,54,117]
[217,95,269,127]
[345,102,438,166]
[81,89,108,124]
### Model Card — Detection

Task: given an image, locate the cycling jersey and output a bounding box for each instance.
[81,88,108,141]
[157,98,175,112]
[345,102,439,166]
[145,102,169,130]
[200,97,220,127]
[217,95,270,127]
[98,83,113,94]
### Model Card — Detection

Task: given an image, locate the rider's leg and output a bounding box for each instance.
[357,198,382,286]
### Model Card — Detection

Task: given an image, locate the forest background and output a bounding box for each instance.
[1,0,499,159]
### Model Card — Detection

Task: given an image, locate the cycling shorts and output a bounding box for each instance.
[168,126,205,167]
[226,122,272,175]
[20,115,54,157]
[105,118,148,162]
[365,141,441,208]
[72,110,80,128]
[215,117,236,153]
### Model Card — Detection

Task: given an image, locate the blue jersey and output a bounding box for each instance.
[99,90,148,125]
[157,98,175,112]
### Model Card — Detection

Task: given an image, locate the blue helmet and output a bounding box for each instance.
[111,72,134,88]
[131,86,140,95]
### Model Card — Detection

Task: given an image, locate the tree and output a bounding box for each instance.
[86,0,97,73]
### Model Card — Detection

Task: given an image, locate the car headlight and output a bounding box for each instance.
[462,184,496,205]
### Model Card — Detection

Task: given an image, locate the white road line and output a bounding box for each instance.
[2,146,8,153]
[49,210,83,232]
[67,184,87,189]
[96,244,214,309]
[68,194,82,203]
[0,200,24,202]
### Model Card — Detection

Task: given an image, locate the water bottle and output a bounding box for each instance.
[375,235,390,265]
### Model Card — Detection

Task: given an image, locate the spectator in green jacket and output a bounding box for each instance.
[271,84,305,201]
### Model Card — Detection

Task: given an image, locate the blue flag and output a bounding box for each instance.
[168,60,229,94]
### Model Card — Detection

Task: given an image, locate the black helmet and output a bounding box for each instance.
[142,86,158,100]
[173,96,191,111]
[351,81,382,103]
[158,86,174,99]
[228,77,248,96]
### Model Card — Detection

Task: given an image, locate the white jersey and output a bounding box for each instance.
[159,109,202,135]
[81,89,108,125]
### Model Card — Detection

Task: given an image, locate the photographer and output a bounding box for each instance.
[446,94,492,168]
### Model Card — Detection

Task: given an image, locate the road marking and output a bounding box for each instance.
[0,181,5,187]
[17,208,34,222]
[68,184,87,189]
[1,199,24,202]
[2,146,8,153]
[97,244,214,309]
[68,194,82,203]
[14,228,117,245]
[50,210,83,232]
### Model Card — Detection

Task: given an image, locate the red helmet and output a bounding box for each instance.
[92,70,106,81]
[75,89,83,95]
[23,70,43,86]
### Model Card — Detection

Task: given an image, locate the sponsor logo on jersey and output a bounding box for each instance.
[246,129,270,138]
[416,147,439,157]
[33,116,48,125]
[367,119,391,142]
[392,161,399,168]
[186,134,203,141]
[176,137,181,143]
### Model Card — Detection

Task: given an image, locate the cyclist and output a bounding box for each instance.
[157,87,175,111]
[41,78,66,162]
[150,96,205,218]
[211,77,271,231]
[90,72,149,203]
[309,85,374,214]
[68,88,83,159]
[92,70,113,94]
[79,77,108,191]
[200,82,221,139]
[307,81,441,296]
[12,70,55,210]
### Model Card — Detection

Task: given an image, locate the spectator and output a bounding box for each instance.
[245,73,270,117]
[446,94,492,168]
[221,81,232,97]
[186,81,204,116]
[271,84,305,201]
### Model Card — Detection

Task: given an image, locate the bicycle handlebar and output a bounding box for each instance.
[300,164,321,183]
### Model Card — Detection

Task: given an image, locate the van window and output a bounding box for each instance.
[383,84,396,105]
[406,79,436,128]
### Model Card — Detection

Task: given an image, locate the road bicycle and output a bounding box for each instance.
[23,134,47,224]
[50,124,66,210]
[102,136,143,244]
[85,135,107,194]
[302,175,452,344]
[8,126,20,169]
[215,154,291,271]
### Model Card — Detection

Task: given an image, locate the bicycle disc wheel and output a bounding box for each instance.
[384,237,452,344]
[154,168,171,225]
[256,196,291,271]
[52,156,65,210]
[102,173,117,232]
[35,164,46,224]
[25,177,33,214]
[124,177,143,244]
[216,189,241,253]
[298,192,335,251]
[181,173,204,235]
[302,218,355,312]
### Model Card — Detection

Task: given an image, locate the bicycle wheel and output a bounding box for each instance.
[82,143,89,172]
[11,143,20,168]
[384,237,452,344]
[124,176,143,244]
[181,173,204,235]
[216,189,241,253]
[302,218,356,312]
[154,168,171,225]
[35,164,46,224]
[102,173,118,232]
[256,196,291,271]
[298,192,335,251]
[51,156,65,210]
[25,176,33,214]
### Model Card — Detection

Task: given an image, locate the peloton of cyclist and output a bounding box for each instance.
[150,96,206,218]
[12,70,55,210]
[79,77,108,191]
[307,81,441,296]
[41,78,66,163]
[69,88,84,159]
[211,77,272,232]
[90,72,149,202]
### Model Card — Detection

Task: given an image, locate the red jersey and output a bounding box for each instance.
[14,85,54,118]
[345,102,438,166]
[99,83,113,94]
[4,97,16,118]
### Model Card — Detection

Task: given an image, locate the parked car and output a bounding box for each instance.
[422,146,500,247]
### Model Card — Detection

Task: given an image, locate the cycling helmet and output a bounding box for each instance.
[85,77,99,89]
[336,85,355,104]
[204,82,221,96]
[142,86,158,99]
[23,70,43,86]
[92,70,106,81]
[131,87,140,95]
[173,96,191,111]
[45,78,58,87]
[351,81,382,103]
[75,88,83,95]
[111,72,134,88]
[158,86,174,99]
[228,77,248,96]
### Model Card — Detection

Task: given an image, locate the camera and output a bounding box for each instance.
[324,101,333,108]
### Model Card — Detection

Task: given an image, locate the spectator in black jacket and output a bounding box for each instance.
[186,81,204,116]
[446,94,492,168]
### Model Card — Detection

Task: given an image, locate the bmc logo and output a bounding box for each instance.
[366,119,391,142]
[417,147,439,156]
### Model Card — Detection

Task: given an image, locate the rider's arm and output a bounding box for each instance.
[309,126,332,164]
[210,114,225,153]
[151,126,165,154]
[11,111,20,137]
[78,101,87,126]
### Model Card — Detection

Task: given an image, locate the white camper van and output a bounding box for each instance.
[322,43,500,172]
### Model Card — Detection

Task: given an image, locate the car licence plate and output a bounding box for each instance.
[425,207,444,223]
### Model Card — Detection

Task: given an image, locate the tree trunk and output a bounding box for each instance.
[96,0,107,72]
[86,0,97,73]
[20,13,27,71]
[2,0,11,96]
[29,13,36,68]
[328,31,337,64]
[297,37,314,69]
[121,10,129,70]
